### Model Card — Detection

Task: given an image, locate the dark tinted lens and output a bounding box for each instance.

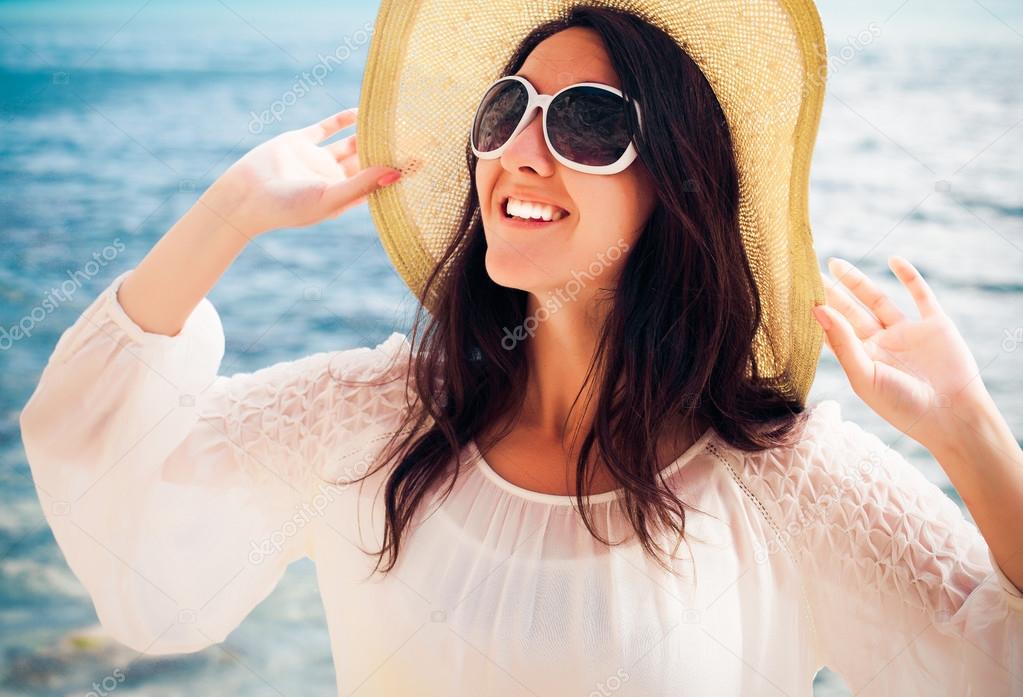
[548,86,632,166]
[472,80,528,153]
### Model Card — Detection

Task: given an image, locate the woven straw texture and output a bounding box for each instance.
[358,0,828,404]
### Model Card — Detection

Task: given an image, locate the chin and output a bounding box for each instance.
[482,252,535,293]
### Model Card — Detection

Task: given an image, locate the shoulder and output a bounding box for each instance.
[732,397,945,511]
[723,398,888,495]
[709,399,895,553]
[720,399,973,567]
[704,402,845,544]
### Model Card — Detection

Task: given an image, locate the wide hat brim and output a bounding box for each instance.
[357,0,828,405]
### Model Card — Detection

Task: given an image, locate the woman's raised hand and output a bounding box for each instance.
[111,108,401,337]
[203,107,402,237]
[812,255,991,455]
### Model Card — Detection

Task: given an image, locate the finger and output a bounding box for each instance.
[330,191,369,218]
[324,134,357,162]
[827,257,906,328]
[321,166,401,213]
[888,255,943,319]
[822,272,883,340]
[336,150,360,179]
[815,303,875,396]
[299,108,357,144]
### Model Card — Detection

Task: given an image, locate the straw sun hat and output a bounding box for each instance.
[356,0,829,405]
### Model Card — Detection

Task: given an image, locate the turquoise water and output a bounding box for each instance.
[2,1,1021,695]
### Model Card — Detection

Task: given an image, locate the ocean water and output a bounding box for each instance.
[1,1,1021,695]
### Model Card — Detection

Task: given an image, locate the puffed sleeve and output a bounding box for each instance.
[744,399,1022,696]
[19,268,411,656]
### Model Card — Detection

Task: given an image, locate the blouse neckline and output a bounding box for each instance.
[467,426,718,507]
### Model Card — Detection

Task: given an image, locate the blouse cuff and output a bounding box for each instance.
[103,269,221,346]
[52,269,225,380]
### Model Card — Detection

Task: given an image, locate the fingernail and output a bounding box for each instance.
[377,171,401,186]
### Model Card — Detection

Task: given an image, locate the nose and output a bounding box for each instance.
[499,105,556,176]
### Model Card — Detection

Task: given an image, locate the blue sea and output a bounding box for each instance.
[1,1,1021,695]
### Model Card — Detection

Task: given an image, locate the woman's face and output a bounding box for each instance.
[475,27,657,303]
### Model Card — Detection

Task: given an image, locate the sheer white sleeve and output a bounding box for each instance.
[741,399,1023,695]
[19,268,411,655]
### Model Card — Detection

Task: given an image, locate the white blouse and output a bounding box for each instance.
[19,269,1023,697]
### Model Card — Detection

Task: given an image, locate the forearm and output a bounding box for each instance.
[929,391,1023,593]
[116,183,254,337]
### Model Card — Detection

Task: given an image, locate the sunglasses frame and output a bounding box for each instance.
[470,74,643,175]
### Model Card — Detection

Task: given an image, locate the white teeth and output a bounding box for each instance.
[506,196,568,222]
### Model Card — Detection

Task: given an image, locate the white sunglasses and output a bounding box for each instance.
[470,74,643,175]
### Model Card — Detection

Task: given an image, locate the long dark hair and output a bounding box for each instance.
[334,4,810,577]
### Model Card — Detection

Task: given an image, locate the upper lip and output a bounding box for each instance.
[499,191,571,215]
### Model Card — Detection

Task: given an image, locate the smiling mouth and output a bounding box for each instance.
[500,196,571,223]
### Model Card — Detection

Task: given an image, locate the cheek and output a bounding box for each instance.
[474,161,500,216]
[580,179,651,245]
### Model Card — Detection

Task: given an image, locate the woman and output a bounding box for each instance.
[19,3,1022,695]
